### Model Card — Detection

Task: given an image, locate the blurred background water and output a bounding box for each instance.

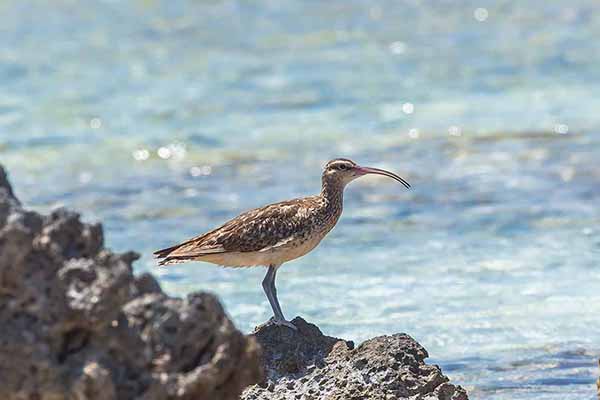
[1,0,599,398]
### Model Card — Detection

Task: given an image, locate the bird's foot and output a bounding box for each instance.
[270,317,298,330]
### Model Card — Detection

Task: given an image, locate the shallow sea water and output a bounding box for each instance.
[1,1,599,398]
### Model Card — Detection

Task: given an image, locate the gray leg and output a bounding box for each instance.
[262,265,283,319]
[262,264,296,330]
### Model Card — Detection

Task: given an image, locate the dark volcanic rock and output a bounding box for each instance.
[243,317,468,400]
[252,317,354,379]
[0,165,262,400]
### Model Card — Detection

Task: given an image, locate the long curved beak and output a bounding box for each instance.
[355,166,411,189]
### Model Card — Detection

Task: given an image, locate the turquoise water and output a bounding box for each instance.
[1,0,599,398]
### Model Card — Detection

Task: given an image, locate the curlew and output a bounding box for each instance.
[154,158,410,329]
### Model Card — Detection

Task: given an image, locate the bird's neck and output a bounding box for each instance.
[320,177,345,211]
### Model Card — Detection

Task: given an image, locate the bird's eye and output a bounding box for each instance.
[338,164,348,170]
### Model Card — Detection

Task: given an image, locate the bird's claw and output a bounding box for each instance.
[271,317,298,330]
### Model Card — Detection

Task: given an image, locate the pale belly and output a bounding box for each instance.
[196,232,328,268]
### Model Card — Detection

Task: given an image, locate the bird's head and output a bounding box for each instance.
[322,158,410,190]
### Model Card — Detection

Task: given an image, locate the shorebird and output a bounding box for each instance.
[154,158,410,329]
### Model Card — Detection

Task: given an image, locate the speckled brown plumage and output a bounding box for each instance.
[155,159,349,267]
[155,195,340,264]
[154,158,409,328]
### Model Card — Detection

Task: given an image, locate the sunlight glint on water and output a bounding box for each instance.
[1,1,599,398]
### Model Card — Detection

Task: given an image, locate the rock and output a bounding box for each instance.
[251,317,354,380]
[134,272,163,296]
[0,165,262,400]
[0,166,20,228]
[0,165,17,202]
[242,317,468,400]
[597,359,599,399]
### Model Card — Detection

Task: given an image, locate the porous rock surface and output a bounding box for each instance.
[243,317,469,400]
[0,165,262,400]
[597,359,599,399]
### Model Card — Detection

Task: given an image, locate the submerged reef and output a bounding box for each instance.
[0,164,467,400]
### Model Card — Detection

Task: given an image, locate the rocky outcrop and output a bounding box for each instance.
[0,164,468,400]
[597,359,599,399]
[243,317,468,400]
[0,165,262,400]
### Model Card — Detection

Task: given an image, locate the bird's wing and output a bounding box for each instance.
[154,197,318,262]
[257,235,297,253]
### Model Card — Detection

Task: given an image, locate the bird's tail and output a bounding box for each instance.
[153,244,191,266]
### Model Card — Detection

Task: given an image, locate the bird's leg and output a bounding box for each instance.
[261,265,281,318]
[262,264,297,330]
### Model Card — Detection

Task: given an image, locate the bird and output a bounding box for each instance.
[154,158,410,329]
